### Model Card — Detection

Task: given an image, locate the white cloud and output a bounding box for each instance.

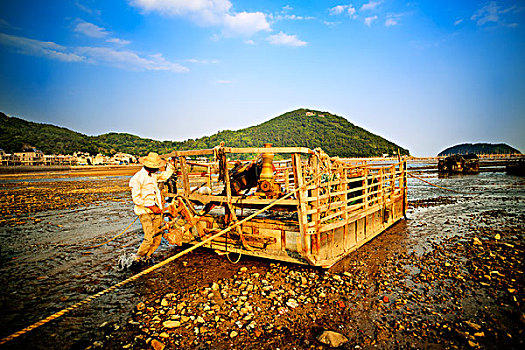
[186,58,219,64]
[216,80,231,84]
[74,19,133,47]
[385,13,403,27]
[77,47,189,72]
[329,5,356,17]
[106,37,131,45]
[330,5,346,16]
[0,32,188,72]
[364,15,378,26]
[360,1,382,12]
[0,32,84,62]
[223,11,270,36]
[266,32,306,47]
[244,39,255,45]
[129,0,270,37]
[0,18,15,29]
[453,19,463,26]
[273,14,315,21]
[385,18,397,26]
[324,20,340,27]
[471,1,520,27]
[74,19,108,38]
[74,0,101,16]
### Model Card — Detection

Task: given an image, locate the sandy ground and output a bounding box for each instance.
[0,170,523,349]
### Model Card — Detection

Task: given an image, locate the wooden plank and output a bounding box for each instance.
[292,153,311,257]
[162,149,215,157]
[304,200,346,215]
[188,193,299,206]
[225,147,313,154]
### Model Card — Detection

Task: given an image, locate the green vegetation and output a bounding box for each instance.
[1,109,409,157]
[0,112,109,155]
[438,143,521,156]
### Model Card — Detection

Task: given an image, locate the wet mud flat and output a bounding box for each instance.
[0,173,523,349]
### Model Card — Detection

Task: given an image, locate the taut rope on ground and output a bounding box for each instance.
[84,217,139,249]
[0,175,318,346]
[408,172,471,194]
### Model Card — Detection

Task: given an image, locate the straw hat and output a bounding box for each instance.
[139,152,166,168]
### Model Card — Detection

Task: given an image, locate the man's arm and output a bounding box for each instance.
[155,159,175,182]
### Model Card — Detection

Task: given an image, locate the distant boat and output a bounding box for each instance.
[438,154,480,174]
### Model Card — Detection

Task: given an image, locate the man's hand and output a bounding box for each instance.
[147,205,163,214]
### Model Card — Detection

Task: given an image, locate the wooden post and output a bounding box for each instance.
[379,168,384,207]
[285,168,290,192]
[292,153,311,257]
[403,160,407,219]
[313,154,321,255]
[341,167,348,222]
[363,167,369,210]
[223,154,232,201]
[179,156,190,198]
[207,164,212,189]
[390,164,396,201]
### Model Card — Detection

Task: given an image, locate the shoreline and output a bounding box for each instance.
[0,164,141,179]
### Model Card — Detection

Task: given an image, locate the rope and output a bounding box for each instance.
[0,174,317,346]
[226,251,242,263]
[408,172,471,194]
[84,217,139,249]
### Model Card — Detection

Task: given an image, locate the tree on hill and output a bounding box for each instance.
[438,143,521,156]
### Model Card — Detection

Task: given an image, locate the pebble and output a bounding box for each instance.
[150,339,165,350]
[162,321,180,328]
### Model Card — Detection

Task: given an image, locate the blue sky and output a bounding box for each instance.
[0,0,523,156]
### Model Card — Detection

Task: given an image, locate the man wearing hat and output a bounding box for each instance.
[129,152,174,265]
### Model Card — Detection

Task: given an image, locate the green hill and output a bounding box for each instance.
[176,109,409,157]
[438,143,521,156]
[1,109,409,157]
[0,112,109,155]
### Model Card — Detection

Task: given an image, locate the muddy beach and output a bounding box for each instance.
[0,170,523,349]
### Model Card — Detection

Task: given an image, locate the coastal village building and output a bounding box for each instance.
[13,149,44,165]
[0,149,17,166]
[111,152,136,165]
[93,154,110,165]
[43,154,77,165]
[73,152,92,165]
[0,149,137,166]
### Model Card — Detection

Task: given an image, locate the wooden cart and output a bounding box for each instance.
[162,145,407,268]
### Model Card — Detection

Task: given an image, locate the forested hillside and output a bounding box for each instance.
[1,109,409,157]
[176,109,409,157]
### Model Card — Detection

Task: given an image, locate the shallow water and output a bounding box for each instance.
[0,172,523,349]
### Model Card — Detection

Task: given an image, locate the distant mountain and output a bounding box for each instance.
[1,109,409,158]
[438,143,521,156]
